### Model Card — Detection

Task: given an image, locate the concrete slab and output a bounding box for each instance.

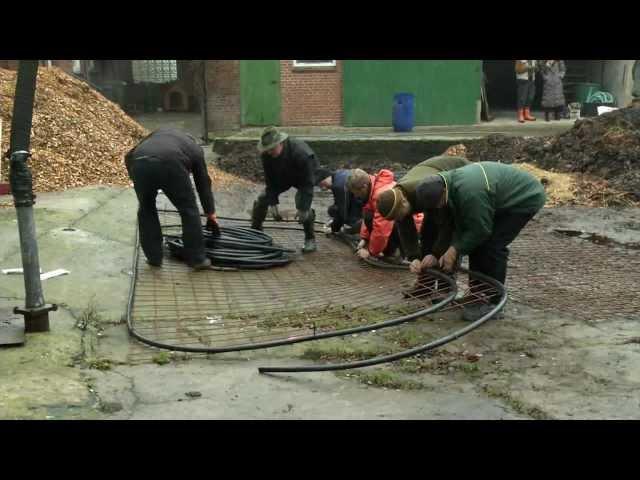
[0,306,98,420]
[90,361,525,420]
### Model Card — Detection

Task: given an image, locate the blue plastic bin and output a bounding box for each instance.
[392,93,415,132]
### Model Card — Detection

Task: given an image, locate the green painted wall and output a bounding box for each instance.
[240,60,281,126]
[343,60,482,126]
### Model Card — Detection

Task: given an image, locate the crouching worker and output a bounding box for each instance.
[124,128,219,270]
[251,127,319,253]
[414,162,546,321]
[376,155,470,296]
[346,168,422,262]
[315,167,363,235]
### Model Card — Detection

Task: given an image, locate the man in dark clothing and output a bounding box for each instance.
[414,161,546,320]
[125,128,218,270]
[251,126,319,253]
[315,168,363,235]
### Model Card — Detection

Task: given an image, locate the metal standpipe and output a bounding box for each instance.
[8,60,57,334]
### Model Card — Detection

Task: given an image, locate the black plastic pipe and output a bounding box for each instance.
[258,269,506,373]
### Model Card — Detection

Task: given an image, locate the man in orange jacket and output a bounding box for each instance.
[346,168,422,261]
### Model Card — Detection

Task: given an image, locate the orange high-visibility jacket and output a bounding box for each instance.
[360,169,423,256]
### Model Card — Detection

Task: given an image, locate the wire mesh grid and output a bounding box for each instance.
[126,203,639,364]
[126,209,466,363]
[506,218,640,322]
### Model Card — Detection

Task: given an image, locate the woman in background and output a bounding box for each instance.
[540,60,567,121]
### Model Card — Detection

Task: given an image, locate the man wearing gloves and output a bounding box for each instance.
[251,126,319,253]
[125,128,219,270]
[414,162,546,320]
[376,155,471,268]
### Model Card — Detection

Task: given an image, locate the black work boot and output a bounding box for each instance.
[301,210,317,253]
[250,199,268,231]
[146,258,162,268]
[190,257,212,270]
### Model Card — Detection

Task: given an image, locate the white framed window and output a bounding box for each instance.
[293,60,336,68]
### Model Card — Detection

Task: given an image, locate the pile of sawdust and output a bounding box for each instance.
[512,163,575,207]
[0,66,149,192]
[443,144,468,157]
[207,165,256,191]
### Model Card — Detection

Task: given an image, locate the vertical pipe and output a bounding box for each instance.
[9,60,56,332]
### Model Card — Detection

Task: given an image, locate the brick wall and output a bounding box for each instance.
[280,60,343,126]
[205,60,240,132]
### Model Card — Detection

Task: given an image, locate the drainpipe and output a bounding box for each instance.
[201,60,209,144]
[9,60,57,333]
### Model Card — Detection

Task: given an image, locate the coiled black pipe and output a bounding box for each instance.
[164,225,295,270]
[258,268,506,373]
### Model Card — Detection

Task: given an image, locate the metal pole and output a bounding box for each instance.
[9,60,57,333]
[201,60,209,144]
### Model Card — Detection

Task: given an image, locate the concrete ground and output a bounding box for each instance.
[1,183,639,420]
[1,113,637,420]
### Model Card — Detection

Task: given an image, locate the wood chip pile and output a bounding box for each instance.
[0,66,149,192]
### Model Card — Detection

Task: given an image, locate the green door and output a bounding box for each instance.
[343,60,481,126]
[240,60,281,126]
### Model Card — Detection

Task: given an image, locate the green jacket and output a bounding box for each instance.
[395,156,470,260]
[438,162,546,256]
[397,155,470,206]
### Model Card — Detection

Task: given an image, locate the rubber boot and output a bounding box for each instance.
[301,210,317,253]
[554,108,561,120]
[524,107,536,121]
[517,108,525,123]
[190,257,212,271]
[250,199,268,231]
[545,110,550,122]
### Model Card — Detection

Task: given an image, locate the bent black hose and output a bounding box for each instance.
[257,269,506,373]
[127,222,459,353]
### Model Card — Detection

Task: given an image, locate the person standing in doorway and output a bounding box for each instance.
[540,60,567,121]
[515,60,538,123]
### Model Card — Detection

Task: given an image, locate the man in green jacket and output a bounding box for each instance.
[414,161,546,321]
[377,155,470,267]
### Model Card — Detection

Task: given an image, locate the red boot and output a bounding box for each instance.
[524,107,536,121]
[517,108,525,123]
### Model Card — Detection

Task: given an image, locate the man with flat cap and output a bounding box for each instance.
[377,155,470,273]
[251,126,319,253]
[411,161,546,320]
